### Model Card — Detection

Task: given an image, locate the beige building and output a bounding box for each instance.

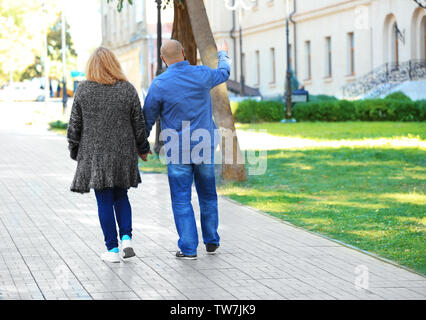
[206,0,426,98]
[100,0,173,95]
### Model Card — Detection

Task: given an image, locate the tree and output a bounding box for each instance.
[171,0,197,65]
[19,13,77,82]
[184,0,246,181]
[0,0,59,84]
[106,0,247,181]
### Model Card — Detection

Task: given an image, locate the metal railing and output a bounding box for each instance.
[341,59,426,98]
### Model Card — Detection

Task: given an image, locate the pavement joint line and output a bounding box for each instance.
[0,217,45,300]
[1,180,94,300]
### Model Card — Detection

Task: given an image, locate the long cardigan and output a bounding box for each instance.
[67,80,150,193]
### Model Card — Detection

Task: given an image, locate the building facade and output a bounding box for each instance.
[206,0,426,98]
[100,0,173,95]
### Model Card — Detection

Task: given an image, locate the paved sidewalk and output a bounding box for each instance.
[0,126,424,300]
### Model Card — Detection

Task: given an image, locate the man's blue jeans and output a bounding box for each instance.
[94,187,132,250]
[167,163,220,256]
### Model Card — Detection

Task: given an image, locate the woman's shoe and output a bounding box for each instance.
[121,236,136,259]
[101,251,120,263]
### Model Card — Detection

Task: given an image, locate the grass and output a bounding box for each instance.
[236,121,426,141]
[218,146,425,274]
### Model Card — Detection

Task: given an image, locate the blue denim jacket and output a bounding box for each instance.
[142,51,231,164]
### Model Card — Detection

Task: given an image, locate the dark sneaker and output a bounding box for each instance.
[206,243,219,255]
[175,251,197,260]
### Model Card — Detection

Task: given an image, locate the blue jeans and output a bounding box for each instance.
[167,163,220,256]
[94,187,132,251]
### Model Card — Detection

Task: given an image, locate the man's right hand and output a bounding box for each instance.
[218,40,228,53]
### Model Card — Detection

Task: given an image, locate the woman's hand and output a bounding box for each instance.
[139,150,152,162]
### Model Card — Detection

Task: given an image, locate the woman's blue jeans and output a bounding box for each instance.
[167,163,220,256]
[94,187,132,250]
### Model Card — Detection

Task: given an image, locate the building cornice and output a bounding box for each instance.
[293,0,372,23]
[213,0,372,39]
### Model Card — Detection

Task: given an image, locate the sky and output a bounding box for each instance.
[63,0,102,71]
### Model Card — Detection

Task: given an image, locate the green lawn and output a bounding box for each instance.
[221,122,426,274]
[236,121,426,141]
[219,146,425,274]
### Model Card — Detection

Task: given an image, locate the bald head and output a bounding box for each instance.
[160,40,185,66]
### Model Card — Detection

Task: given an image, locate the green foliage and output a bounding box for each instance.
[385,91,412,102]
[20,15,77,81]
[293,98,425,122]
[309,94,338,102]
[234,99,285,123]
[48,120,68,130]
[0,0,59,84]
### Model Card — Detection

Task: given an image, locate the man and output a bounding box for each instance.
[143,39,230,259]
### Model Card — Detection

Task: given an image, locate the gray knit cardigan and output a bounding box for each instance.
[67,80,150,193]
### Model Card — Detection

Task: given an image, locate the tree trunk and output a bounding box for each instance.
[185,0,247,182]
[172,0,197,65]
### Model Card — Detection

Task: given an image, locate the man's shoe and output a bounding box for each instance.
[101,251,120,263]
[206,243,219,255]
[175,251,197,260]
[121,237,136,259]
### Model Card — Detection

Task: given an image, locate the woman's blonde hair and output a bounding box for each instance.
[85,47,127,85]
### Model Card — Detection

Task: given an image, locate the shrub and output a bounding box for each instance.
[234,99,259,123]
[310,94,338,102]
[256,101,285,122]
[49,120,68,129]
[234,95,424,123]
[234,99,285,123]
[417,100,426,121]
[294,98,424,122]
[385,91,411,102]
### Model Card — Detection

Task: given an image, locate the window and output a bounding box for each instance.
[393,23,399,67]
[305,40,311,80]
[270,48,276,84]
[347,32,355,75]
[325,36,332,77]
[103,15,108,40]
[135,0,143,23]
[255,50,260,85]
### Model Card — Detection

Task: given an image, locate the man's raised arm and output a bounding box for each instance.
[210,40,231,88]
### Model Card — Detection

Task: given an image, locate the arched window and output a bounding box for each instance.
[392,22,400,67]
[411,7,426,60]
[383,14,398,65]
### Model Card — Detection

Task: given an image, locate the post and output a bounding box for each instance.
[154,0,163,154]
[61,10,68,114]
[285,16,292,120]
[42,1,49,104]
[239,9,245,96]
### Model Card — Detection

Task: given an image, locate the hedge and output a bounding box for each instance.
[233,92,425,123]
[293,99,425,122]
[234,99,285,123]
[293,92,425,122]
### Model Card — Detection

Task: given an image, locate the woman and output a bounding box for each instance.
[67,47,151,263]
